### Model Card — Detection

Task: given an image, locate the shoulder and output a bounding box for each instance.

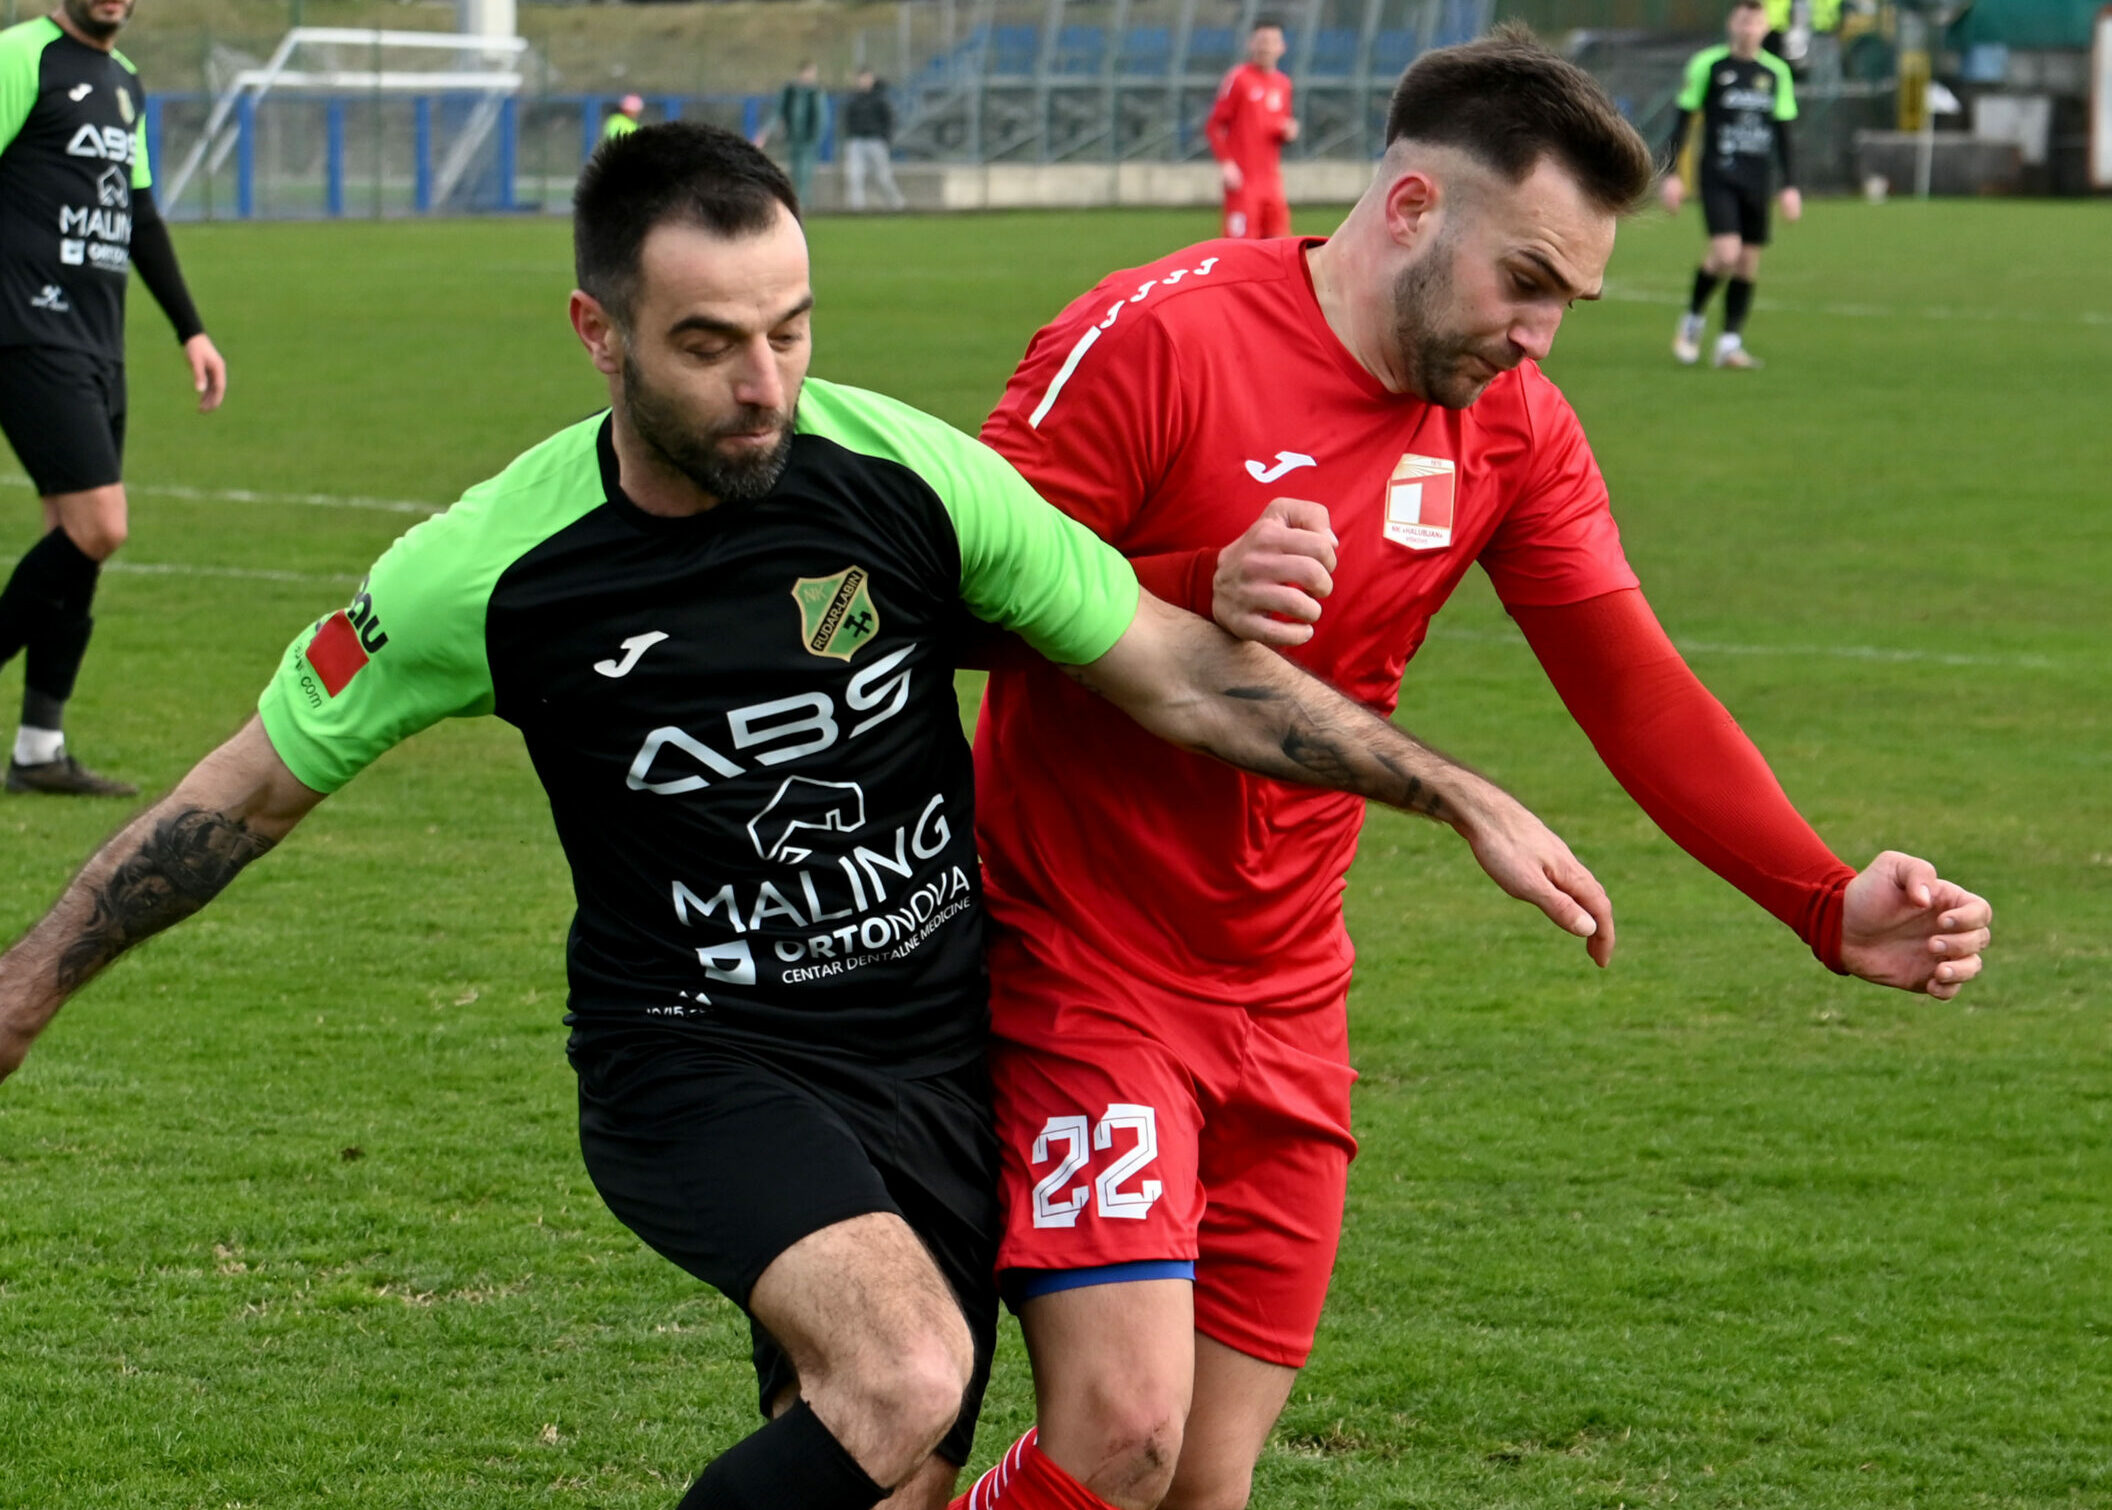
[0,16,59,62]
[1759,51,1796,87]
[1474,361,1582,448]
[110,46,138,75]
[394,412,610,576]
[1082,238,1304,335]
[1688,44,1729,72]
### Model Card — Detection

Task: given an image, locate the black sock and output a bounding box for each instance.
[0,528,98,668]
[25,606,94,711]
[1689,267,1722,315]
[1725,277,1755,334]
[678,1400,888,1510]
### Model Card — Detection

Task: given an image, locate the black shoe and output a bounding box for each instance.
[6,755,138,796]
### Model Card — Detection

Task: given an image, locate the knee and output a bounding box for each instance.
[59,504,126,561]
[1067,1383,1187,1506]
[845,1319,974,1461]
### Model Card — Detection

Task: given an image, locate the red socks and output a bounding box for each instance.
[951,1430,1120,1510]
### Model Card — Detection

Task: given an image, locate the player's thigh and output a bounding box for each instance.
[1735,182,1772,248]
[749,1209,970,1393]
[1017,1277,1198,1472]
[1191,1005,1356,1371]
[1160,1335,1297,1510]
[1256,193,1292,239]
[859,1054,1005,1467]
[0,346,125,511]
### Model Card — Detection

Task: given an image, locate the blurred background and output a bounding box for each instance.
[23,0,2104,220]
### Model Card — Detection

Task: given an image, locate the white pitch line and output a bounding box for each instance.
[0,554,358,587]
[1599,282,2112,329]
[0,472,444,516]
[1424,622,2056,670]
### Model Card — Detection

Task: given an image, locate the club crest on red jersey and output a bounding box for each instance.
[1383,455,1456,551]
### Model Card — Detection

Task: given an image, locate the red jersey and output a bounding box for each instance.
[976,237,1639,1005]
[1206,63,1295,187]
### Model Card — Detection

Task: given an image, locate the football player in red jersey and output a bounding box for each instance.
[1205,20,1298,240]
[954,26,1992,1510]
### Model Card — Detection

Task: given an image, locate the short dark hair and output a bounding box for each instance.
[1730,0,1766,11]
[1384,22,1654,214]
[1251,17,1284,31]
[573,121,799,327]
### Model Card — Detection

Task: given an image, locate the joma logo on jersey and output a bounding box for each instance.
[303,582,389,697]
[792,567,879,661]
[66,124,134,164]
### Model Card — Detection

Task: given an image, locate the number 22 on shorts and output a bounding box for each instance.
[1030,1104,1163,1228]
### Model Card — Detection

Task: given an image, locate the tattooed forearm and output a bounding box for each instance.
[53,808,277,992]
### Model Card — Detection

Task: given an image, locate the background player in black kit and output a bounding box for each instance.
[0,125,1609,1510]
[0,0,227,795]
[1661,0,1800,370]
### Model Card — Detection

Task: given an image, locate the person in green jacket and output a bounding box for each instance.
[601,92,643,141]
[754,60,829,204]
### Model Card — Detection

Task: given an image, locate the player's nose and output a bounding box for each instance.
[1508,310,1561,364]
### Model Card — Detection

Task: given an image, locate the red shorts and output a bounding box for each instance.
[987,921,1358,1368]
[1222,184,1291,240]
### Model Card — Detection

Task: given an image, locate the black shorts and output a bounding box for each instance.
[570,1025,1000,1467]
[0,345,125,496]
[1699,174,1771,246]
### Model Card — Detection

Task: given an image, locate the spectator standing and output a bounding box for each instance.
[755,60,828,205]
[843,69,906,211]
[601,92,643,141]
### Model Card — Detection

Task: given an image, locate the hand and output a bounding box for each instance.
[1280,118,1299,143]
[1659,175,1685,214]
[184,333,227,413]
[1452,783,1616,967]
[1778,186,1802,222]
[1211,497,1336,647]
[1837,851,1991,1000]
[1219,158,1243,193]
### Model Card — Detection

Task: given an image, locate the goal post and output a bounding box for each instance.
[159,28,530,215]
[2093,4,2112,189]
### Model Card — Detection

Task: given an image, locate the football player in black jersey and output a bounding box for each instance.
[1660,0,1801,369]
[0,0,227,794]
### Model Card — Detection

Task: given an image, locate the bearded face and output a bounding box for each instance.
[63,0,135,42]
[620,346,798,504]
[1388,228,1518,410]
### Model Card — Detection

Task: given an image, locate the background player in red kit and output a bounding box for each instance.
[955,27,1993,1510]
[1205,20,1297,240]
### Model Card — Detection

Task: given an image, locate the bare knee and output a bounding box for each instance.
[49,488,128,560]
[1063,1381,1188,1507]
[818,1320,972,1479]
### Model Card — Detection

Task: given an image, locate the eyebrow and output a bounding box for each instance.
[1509,249,1602,302]
[666,292,816,340]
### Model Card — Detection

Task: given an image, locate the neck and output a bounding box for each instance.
[53,9,117,50]
[609,404,722,518]
[1730,39,1760,58]
[1304,211,1411,394]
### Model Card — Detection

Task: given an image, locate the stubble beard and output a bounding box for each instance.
[621,350,798,505]
[1390,235,1507,411]
[63,0,132,42]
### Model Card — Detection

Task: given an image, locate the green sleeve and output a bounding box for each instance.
[256,414,608,791]
[796,379,1141,666]
[112,50,150,187]
[1675,47,1718,112]
[257,512,500,794]
[0,20,55,154]
[1766,54,1798,120]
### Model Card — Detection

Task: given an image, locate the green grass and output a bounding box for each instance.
[1,199,2107,1507]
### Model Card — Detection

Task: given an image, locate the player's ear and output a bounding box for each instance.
[1380,167,1441,250]
[569,290,625,378]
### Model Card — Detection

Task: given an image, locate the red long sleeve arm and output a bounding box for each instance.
[1511,588,1856,970]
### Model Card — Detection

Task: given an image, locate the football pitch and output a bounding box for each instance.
[0,198,2105,1508]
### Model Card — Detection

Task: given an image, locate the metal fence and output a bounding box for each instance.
[115,0,1902,218]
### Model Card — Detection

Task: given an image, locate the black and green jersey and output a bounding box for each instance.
[258,379,1140,1071]
[0,16,150,358]
[1673,44,1796,186]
